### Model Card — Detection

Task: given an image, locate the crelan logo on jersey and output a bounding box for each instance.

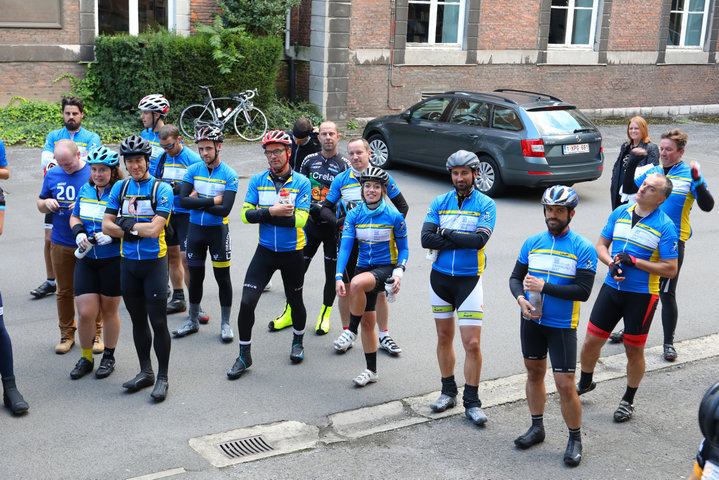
[671,241,678,254]
[160,196,169,207]
[584,259,594,270]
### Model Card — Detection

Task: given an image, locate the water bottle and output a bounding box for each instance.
[279,189,292,205]
[215,107,223,118]
[426,249,438,262]
[385,277,396,303]
[75,235,96,259]
[526,291,542,317]
[222,107,232,117]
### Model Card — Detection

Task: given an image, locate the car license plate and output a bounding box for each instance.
[563,143,589,154]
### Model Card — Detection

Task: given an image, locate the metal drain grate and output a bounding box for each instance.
[216,435,274,459]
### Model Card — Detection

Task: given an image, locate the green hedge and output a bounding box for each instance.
[91,30,282,116]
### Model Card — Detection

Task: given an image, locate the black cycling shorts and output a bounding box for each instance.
[185,223,231,268]
[355,264,394,312]
[166,213,190,250]
[586,283,659,346]
[74,256,121,297]
[520,318,577,373]
[44,213,53,228]
[120,257,168,300]
[429,269,483,326]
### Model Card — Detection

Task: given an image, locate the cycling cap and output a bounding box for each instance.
[446,150,480,172]
[699,382,719,447]
[86,146,119,167]
[359,166,390,186]
[138,94,170,115]
[120,135,152,158]
[541,185,578,209]
[194,122,224,143]
[262,130,292,149]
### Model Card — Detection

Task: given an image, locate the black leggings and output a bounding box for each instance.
[0,292,15,378]
[188,265,232,307]
[303,220,337,306]
[659,240,685,345]
[121,258,171,378]
[238,245,306,342]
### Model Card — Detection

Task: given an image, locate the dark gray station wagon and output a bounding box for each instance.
[363,89,604,197]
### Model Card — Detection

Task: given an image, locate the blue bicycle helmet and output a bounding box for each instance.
[541,185,579,209]
[86,146,119,167]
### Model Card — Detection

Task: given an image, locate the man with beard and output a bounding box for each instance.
[34,97,101,302]
[420,150,496,427]
[508,185,597,467]
[268,121,349,335]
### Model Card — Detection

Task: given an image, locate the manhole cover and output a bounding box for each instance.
[216,435,274,459]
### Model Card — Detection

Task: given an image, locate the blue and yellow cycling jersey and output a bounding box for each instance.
[424,190,496,277]
[0,139,7,167]
[635,162,708,242]
[106,176,173,260]
[600,203,678,294]
[518,229,597,329]
[337,199,409,273]
[157,146,202,214]
[72,183,120,259]
[242,170,312,252]
[325,169,401,217]
[182,160,239,226]
[42,127,100,161]
[40,163,91,247]
[141,128,164,174]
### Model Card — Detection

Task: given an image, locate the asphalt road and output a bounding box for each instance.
[0,122,716,478]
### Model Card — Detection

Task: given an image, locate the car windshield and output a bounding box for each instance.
[526,108,595,136]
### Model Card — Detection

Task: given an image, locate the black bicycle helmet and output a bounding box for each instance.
[541,185,579,209]
[359,166,390,186]
[120,135,152,159]
[446,150,480,172]
[699,382,719,447]
[194,121,224,143]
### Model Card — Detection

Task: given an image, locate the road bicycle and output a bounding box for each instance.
[179,85,268,141]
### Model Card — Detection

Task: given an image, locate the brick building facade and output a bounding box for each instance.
[3,0,718,121]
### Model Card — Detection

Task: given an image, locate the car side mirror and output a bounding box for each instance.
[400,110,410,121]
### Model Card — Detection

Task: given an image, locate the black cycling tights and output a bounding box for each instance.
[188,265,232,307]
[0,292,15,378]
[238,245,306,342]
[303,221,337,307]
[121,258,171,378]
[660,240,684,345]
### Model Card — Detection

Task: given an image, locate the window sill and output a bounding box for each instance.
[544,49,599,65]
[404,45,467,65]
[663,49,710,64]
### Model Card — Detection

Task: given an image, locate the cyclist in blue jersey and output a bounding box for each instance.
[0,159,29,415]
[689,382,719,480]
[68,147,124,380]
[269,121,349,335]
[102,135,174,402]
[173,122,238,342]
[508,185,597,466]
[155,125,209,321]
[34,96,101,300]
[321,138,409,356]
[421,151,495,425]
[0,139,9,179]
[333,167,409,387]
[577,173,678,423]
[138,94,170,175]
[227,130,312,379]
[620,128,714,361]
[38,139,103,355]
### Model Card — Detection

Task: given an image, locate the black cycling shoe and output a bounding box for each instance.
[2,377,29,415]
[430,394,457,413]
[30,280,56,298]
[514,425,546,449]
[227,345,252,380]
[576,381,596,396]
[166,298,186,314]
[150,378,169,402]
[563,436,582,466]
[70,357,94,380]
[608,328,624,344]
[95,357,116,379]
[122,371,155,392]
[290,334,304,364]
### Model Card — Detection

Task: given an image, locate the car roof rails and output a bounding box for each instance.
[446,91,518,105]
[493,89,563,103]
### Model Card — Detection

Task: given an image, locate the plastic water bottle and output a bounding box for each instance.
[215,107,223,118]
[526,291,542,317]
[74,235,96,259]
[279,189,292,205]
[222,107,232,117]
[385,277,396,303]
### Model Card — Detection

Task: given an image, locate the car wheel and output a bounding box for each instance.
[475,155,504,197]
[367,134,392,169]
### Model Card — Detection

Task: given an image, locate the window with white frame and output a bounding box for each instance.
[548,0,598,46]
[667,0,710,47]
[98,0,170,35]
[406,0,465,45]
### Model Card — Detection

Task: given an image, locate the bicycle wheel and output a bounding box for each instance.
[234,106,268,141]
[179,104,214,138]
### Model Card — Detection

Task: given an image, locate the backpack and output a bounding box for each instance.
[117,178,174,238]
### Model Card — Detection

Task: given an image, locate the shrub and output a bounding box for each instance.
[218,0,300,37]
[264,98,323,131]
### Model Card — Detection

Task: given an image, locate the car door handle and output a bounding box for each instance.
[426,128,435,133]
